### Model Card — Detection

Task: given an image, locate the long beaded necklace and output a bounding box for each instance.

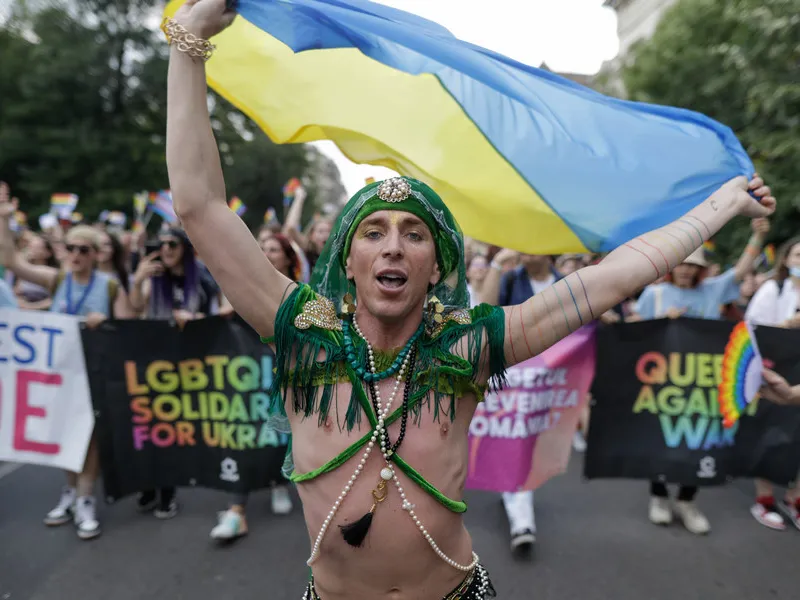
[306,317,479,574]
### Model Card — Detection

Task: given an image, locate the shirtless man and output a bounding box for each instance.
[164,2,776,597]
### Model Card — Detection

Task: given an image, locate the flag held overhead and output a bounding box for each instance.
[164,0,754,254]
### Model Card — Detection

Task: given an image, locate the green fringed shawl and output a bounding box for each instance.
[266,283,507,513]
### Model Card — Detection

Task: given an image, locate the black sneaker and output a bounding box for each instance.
[154,488,178,520]
[510,528,536,553]
[136,490,158,513]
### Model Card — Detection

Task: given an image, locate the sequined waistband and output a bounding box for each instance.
[303,563,495,600]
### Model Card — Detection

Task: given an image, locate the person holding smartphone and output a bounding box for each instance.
[129,227,223,518]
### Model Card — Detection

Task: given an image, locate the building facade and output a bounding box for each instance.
[600,0,679,93]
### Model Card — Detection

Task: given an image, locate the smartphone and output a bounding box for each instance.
[144,240,162,261]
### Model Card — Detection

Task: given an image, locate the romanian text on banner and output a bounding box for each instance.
[466,324,595,492]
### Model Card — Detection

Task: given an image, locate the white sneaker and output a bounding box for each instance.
[750,502,786,531]
[572,431,587,452]
[210,509,248,541]
[510,528,536,552]
[271,486,293,515]
[44,486,76,526]
[648,496,673,526]
[675,501,710,535]
[74,496,102,540]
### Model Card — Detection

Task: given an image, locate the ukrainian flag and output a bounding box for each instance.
[164,0,753,254]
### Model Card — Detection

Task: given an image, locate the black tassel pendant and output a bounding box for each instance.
[339,507,375,547]
[340,479,388,547]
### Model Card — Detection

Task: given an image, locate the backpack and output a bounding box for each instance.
[53,271,119,319]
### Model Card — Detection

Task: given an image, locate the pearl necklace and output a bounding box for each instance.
[306,319,479,574]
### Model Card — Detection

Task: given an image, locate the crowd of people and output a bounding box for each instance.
[1,176,797,555]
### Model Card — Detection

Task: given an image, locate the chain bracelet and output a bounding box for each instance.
[162,17,216,62]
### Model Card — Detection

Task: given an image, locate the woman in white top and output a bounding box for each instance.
[745,236,800,531]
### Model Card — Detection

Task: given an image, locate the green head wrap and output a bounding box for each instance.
[310,177,468,310]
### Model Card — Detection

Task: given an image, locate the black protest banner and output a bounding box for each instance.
[585,318,800,486]
[83,316,288,501]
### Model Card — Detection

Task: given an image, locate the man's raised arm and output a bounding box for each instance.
[166,0,293,338]
[499,175,776,368]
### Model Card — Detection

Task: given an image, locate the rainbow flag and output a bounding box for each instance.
[719,321,763,429]
[164,0,755,253]
[10,211,27,232]
[50,193,78,219]
[264,207,278,224]
[228,196,247,216]
[149,190,178,223]
[763,244,775,267]
[283,177,302,206]
[703,240,716,257]
[133,191,149,217]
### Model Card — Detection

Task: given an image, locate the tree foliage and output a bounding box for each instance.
[0,0,345,231]
[622,0,800,263]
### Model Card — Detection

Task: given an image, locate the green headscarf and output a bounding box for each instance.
[310,177,468,310]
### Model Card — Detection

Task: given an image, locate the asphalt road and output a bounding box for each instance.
[1,456,798,600]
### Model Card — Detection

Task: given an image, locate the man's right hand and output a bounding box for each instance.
[134,252,164,284]
[0,182,18,219]
[174,0,237,39]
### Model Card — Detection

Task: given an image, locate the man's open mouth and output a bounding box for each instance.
[376,270,408,289]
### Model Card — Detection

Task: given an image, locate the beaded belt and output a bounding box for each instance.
[303,563,495,600]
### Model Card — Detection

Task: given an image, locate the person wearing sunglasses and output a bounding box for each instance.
[129,227,224,518]
[0,183,131,541]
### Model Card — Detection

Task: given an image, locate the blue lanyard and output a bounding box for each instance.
[64,271,97,316]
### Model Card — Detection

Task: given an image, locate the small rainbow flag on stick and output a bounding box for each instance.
[228,196,247,216]
[10,210,27,232]
[149,190,178,223]
[719,321,764,429]
[133,191,149,217]
[264,207,278,224]
[283,177,302,206]
[50,193,79,219]
[763,244,775,267]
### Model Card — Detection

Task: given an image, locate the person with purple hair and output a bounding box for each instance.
[129,226,223,518]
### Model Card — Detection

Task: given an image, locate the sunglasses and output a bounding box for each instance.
[65,244,93,255]
[160,240,180,250]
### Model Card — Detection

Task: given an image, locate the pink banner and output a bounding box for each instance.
[466,325,596,492]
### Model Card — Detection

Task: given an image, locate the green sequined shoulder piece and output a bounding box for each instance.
[267,284,507,428]
[264,284,508,514]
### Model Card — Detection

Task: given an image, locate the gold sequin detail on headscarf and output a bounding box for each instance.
[294,296,343,331]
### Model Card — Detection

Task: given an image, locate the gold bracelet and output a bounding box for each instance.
[162,17,215,62]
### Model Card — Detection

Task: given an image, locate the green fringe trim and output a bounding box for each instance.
[267,284,508,513]
[270,285,507,431]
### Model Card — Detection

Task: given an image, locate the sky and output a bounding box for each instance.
[312,0,621,198]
